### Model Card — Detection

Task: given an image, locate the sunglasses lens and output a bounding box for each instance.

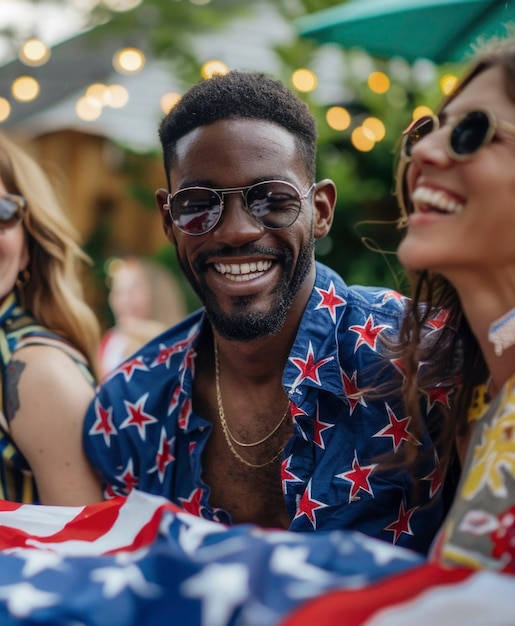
[403,116,435,157]
[246,182,302,229]
[170,189,222,235]
[0,195,24,229]
[450,111,490,156]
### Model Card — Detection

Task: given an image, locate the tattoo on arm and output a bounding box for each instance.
[5,359,26,424]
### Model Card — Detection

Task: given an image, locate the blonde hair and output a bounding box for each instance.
[0,132,100,374]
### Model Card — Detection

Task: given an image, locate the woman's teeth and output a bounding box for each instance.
[214,260,272,282]
[412,187,464,214]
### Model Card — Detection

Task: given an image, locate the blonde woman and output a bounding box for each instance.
[0,132,103,505]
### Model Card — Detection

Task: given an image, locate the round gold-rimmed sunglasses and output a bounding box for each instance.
[401,109,515,161]
[165,179,315,236]
[0,194,27,230]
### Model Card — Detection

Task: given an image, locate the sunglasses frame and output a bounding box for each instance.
[401,108,515,162]
[0,193,27,231]
[165,179,315,236]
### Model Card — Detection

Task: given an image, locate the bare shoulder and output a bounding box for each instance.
[11,342,91,384]
[5,343,94,425]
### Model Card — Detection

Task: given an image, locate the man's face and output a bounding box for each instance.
[158,118,331,341]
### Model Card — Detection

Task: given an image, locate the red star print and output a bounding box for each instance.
[373,403,415,452]
[313,406,334,449]
[289,403,309,440]
[424,384,455,411]
[104,483,118,499]
[314,281,346,322]
[426,308,449,332]
[336,452,377,502]
[178,398,192,430]
[423,452,443,498]
[381,290,405,304]
[117,459,139,491]
[341,370,367,414]
[349,314,389,352]
[281,455,303,492]
[385,500,417,543]
[179,488,204,516]
[89,399,115,446]
[153,344,177,368]
[390,358,407,378]
[154,430,175,481]
[152,338,190,369]
[111,356,148,382]
[294,480,327,529]
[290,341,334,389]
[119,393,157,438]
[168,385,182,416]
[180,346,196,374]
[290,403,307,424]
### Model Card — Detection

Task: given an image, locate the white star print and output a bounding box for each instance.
[353,533,420,566]
[90,564,161,598]
[181,563,249,626]
[7,549,66,577]
[270,545,333,583]
[0,582,60,617]
[176,512,233,557]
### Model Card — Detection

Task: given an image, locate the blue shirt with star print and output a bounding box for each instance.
[84,262,452,555]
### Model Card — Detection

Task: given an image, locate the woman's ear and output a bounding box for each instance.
[313,179,337,240]
[156,188,177,247]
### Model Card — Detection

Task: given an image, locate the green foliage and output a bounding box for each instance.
[69,0,464,296]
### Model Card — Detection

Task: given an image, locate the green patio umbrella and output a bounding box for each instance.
[296,0,515,64]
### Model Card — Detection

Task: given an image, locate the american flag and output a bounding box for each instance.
[0,490,512,625]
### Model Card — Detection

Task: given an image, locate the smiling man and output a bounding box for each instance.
[83,70,451,554]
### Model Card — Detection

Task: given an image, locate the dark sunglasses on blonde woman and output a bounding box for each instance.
[0,194,26,230]
[402,109,515,161]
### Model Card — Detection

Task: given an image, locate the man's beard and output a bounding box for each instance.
[175,241,315,341]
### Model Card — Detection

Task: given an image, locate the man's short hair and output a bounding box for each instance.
[158,70,317,186]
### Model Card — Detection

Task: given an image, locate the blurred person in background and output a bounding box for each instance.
[98,255,188,379]
[0,132,103,505]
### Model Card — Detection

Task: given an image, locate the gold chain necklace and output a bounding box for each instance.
[214,340,289,468]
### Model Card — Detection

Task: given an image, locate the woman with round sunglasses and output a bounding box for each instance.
[0,132,103,505]
[395,37,515,570]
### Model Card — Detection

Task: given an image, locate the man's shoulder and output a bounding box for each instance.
[92,309,204,399]
[313,262,408,317]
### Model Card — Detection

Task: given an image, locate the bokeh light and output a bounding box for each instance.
[160,92,182,114]
[412,105,434,120]
[291,68,317,93]
[19,38,51,66]
[75,95,102,121]
[351,126,375,152]
[201,60,229,78]
[362,116,386,141]
[368,71,390,94]
[0,98,11,122]
[113,47,145,74]
[12,76,40,101]
[326,106,351,131]
[440,74,458,95]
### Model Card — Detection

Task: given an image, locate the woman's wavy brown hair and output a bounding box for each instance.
[394,37,515,473]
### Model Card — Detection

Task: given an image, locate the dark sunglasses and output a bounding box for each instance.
[165,180,315,236]
[0,194,26,230]
[401,109,515,161]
